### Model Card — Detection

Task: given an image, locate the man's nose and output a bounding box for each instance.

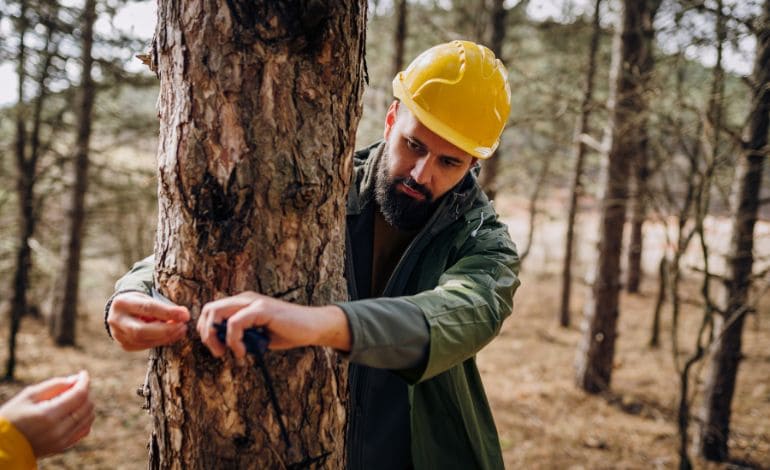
[410,155,433,185]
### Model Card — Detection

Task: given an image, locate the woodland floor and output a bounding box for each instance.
[1,196,768,469]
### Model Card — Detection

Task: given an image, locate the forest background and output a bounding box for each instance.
[0,0,768,468]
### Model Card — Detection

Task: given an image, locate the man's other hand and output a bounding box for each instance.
[107,292,190,351]
[197,291,351,359]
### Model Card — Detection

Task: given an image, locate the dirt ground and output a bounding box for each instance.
[1,198,769,469]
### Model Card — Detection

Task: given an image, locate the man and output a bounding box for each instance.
[105,41,520,469]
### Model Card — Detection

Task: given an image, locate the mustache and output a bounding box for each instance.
[394,177,433,201]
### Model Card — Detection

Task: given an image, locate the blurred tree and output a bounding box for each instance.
[392,0,408,79]
[575,0,662,394]
[699,0,770,460]
[625,0,663,293]
[49,0,97,347]
[144,1,365,467]
[559,0,602,328]
[5,0,65,380]
[477,0,509,200]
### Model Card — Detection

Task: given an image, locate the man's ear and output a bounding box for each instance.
[384,100,399,140]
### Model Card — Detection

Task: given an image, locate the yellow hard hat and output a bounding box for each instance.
[392,40,511,159]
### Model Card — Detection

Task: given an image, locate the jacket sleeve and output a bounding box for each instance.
[0,417,36,470]
[103,255,155,337]
[114,255,155,294]
[338,219,520,383]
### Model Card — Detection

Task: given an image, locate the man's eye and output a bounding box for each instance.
[406,139,421,152]
[441,157,460,167]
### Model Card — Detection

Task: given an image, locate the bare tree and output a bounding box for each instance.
[144,1,366,468]
[49,0,97,346]
[392,0,408,78]
[699,0,770,460]
[477,0,508,200]
[625,0,662,293]
[6,0,60,380]
[575,0,662,393]
[559,0,602,328]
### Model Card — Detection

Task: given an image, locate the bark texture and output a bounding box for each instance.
[698,0,770,460]
[50,0,97,346]
[147,2,366,468]
[575,0,657,393]
[559,0,601,328]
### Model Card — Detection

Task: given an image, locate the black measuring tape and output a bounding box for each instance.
[213,320,332,469]
[213,320,291,448]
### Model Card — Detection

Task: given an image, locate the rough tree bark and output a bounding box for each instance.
[477,0,507,200]
[559,0,601,328]
[575,0,656,393]
[50,0,97,346]
[624,0,661,293]
[145,2,366,468]
[698,0,770,460]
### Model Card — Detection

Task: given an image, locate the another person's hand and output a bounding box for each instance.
[197,291,351,359]
[107,292,190,351]
[0,371,94,458]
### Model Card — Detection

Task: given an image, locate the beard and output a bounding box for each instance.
[374,148,440,231]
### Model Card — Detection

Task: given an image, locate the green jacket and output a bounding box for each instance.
[338,142,520,470]
[109,142,520,470]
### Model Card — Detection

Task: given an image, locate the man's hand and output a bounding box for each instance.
[197,291,351,359]
[0,371,94,458]
[107,292,190,351]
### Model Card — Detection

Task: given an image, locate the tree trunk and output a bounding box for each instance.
[575,0,657,394]
[625,0,662,293]
[5,0,28,382]
[698,0,770,459]
[559,0,601,328]
[649,254,666,348]
[50,0,97,346]
[146,2,366,468]
[7,1,57,380]
[477,0,507,200]
[391,0,407,79]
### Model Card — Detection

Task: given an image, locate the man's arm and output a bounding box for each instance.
[338,216,520,383]
[197,215,519,383]
[105,256,189,351]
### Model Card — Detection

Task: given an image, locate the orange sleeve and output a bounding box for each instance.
[0,417,37,470]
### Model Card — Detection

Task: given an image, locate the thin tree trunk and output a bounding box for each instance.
[50,0,97,346]
[145,2,366,468]
[649,254,666,347]
[518,154,550,265]
[575,0,658,394]
[675,4,726,467]
[391,0,407,78]
[7,2,57,380]
[477,0,507,200]
[698,1,770,458]
[559,0,601,328]
[625,0,662,293]
[5,0,28,382]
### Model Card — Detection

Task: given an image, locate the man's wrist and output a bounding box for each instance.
[314,305,351,352]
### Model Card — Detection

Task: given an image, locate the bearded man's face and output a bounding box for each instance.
[375,101,475,230]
